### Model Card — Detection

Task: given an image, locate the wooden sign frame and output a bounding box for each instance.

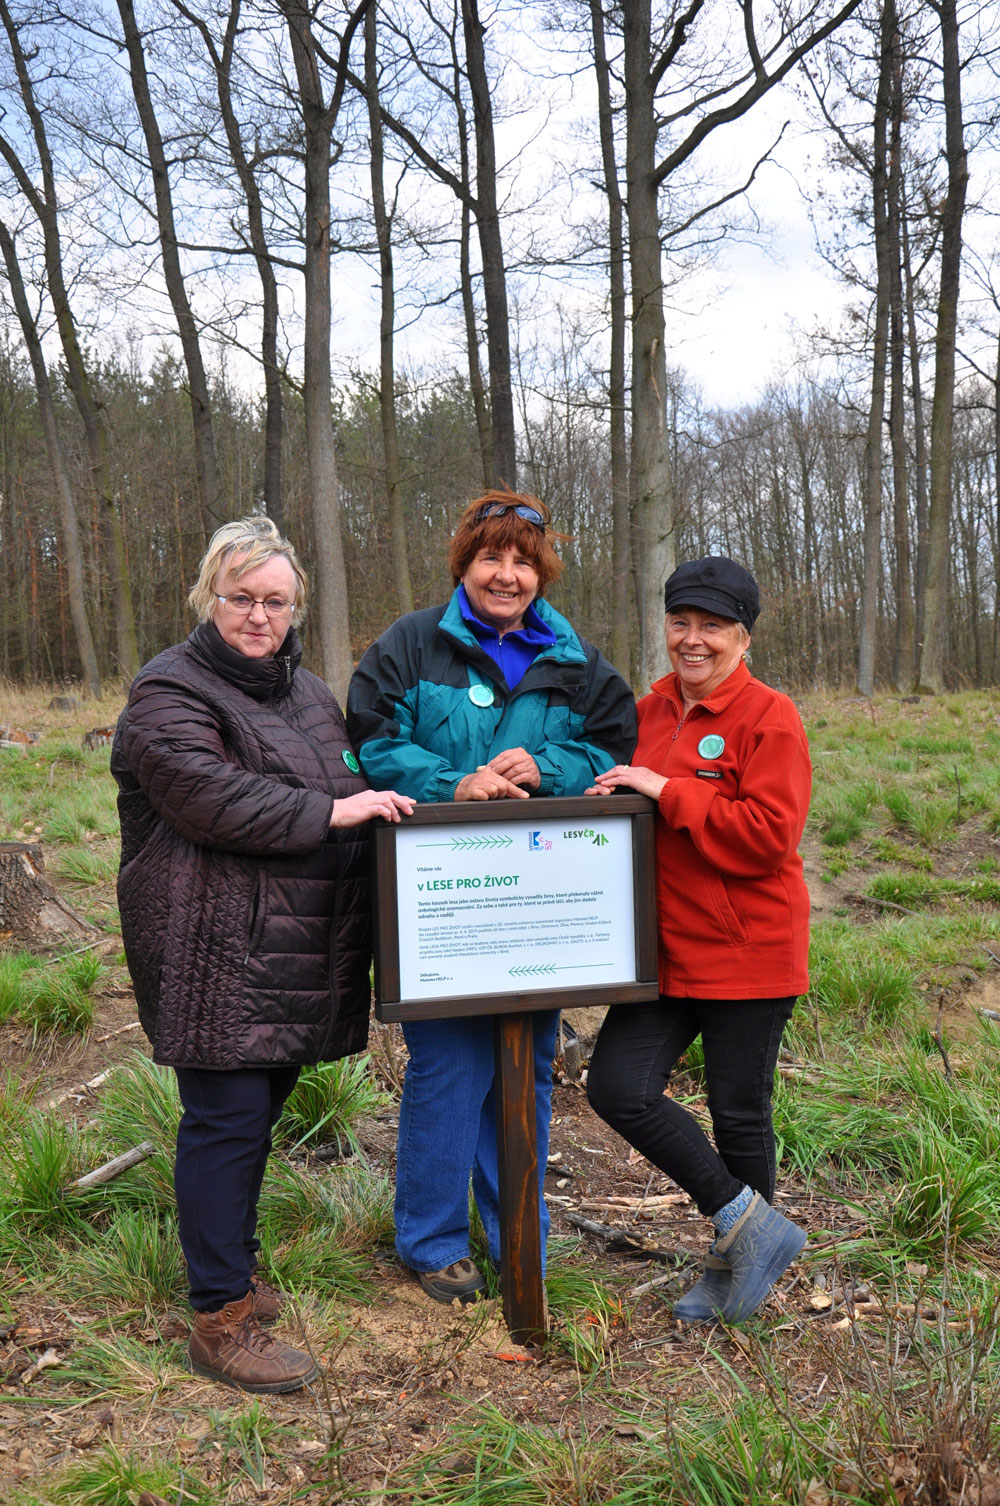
[373,794,659,1023]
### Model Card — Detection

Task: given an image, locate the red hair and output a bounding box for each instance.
[448,489,565,595]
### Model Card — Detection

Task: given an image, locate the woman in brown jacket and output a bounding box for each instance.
[112,518,411,1393]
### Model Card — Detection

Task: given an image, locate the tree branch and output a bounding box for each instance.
[652,0,864,189]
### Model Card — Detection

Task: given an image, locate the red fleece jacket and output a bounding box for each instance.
[636,662,811,999]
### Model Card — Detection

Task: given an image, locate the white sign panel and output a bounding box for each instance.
[394,813,636,1001]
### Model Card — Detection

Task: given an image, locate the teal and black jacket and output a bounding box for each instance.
[346,590,637,802]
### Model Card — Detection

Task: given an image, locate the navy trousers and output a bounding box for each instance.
[173,1064,300,1312]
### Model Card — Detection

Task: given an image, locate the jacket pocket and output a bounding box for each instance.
[246,872,269,957]
[707,871,749,946]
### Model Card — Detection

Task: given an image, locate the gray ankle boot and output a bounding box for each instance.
[715,1192,805,1322]
[673,1250,731,1322]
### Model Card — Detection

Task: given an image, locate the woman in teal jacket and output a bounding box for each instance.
[347,491,636,1303]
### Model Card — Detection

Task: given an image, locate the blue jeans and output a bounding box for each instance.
[395,1011,559,1272]
[174,1064,300,1311]
[586,995,795,1217]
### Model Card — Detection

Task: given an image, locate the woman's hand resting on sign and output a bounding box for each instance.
[585,765,668,801]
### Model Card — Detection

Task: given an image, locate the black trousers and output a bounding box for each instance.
[174,1064,300,1312]
[586,995,795,1218]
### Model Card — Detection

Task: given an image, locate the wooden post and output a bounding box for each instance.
[494,1013,547,1345]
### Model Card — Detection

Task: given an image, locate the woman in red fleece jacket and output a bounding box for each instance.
[586,557,811,1324]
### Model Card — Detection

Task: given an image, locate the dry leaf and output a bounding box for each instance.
[70,1408,114,1449]
[803,1479,831,1506]
[808,1288,834,1311]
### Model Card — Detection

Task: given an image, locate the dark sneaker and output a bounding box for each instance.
[187,1291,318,1393]
[250,1274,286,1325]
[415,1259,486,1305]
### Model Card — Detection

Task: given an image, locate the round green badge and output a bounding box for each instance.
[342,750,360,773]
[697,734,725,760]
[469,684,495,708]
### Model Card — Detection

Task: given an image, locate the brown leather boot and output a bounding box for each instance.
[187,1292,318,1393]
[250,1273,286,1325]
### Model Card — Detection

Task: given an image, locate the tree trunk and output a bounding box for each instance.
[623,0,673,691]
[117,0,224,540]
[0,844,100,951]
[365,4,412,616]
[901,183,929,651]
[170,0,286,528]
[0,220,101,698]
[591,0,633,684]
[0,0,139,684]
[461,0,516,488]
[282,0,355,700]
[857,0,894,697]
[887,15,915,692]
[917,0,967,693]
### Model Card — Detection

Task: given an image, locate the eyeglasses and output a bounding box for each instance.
[473,501,546,531]
[216,593,294,618]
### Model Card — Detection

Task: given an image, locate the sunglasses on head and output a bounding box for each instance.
[473,501,546,531]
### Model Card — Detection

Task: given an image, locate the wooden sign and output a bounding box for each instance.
[373,794,659,1023]
[372,794,659,1346]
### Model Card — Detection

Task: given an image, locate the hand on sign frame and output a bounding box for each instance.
[330,789,414,827]
[585,764,667,801]
[485,747,541,790]
[454,767,530,801]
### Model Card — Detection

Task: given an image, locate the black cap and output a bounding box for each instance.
[663,556,760,632]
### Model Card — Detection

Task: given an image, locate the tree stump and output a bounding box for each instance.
[0,843,99,951]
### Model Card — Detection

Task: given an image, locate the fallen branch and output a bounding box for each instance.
[578,1194,686,1212]
[630,1272,677,1296]
[67,1142,155,1191]
[563,1210,695,1265]
[42,1069,112,1111]
[95,1020,142,1044]
[847,893,923,919]
[21,1347,62,1383]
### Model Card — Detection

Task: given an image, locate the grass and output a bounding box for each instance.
[274,1054,390,1154]
[3,685,1000,1503]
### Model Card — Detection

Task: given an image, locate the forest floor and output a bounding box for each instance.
[2,686,1000,1504]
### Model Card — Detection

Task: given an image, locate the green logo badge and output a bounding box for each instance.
[342,750,360,773]
[469,684,495,708]
[697,734,725,760]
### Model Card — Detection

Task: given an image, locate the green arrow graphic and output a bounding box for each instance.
[508,963,611,977]
[416,834,513,850]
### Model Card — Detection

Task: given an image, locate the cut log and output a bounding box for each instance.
[0,842,99,951]
[82,726,116,750]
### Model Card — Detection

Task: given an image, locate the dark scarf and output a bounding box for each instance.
[187,619,301,702]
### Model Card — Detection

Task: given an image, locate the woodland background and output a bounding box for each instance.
[0,0,998,703]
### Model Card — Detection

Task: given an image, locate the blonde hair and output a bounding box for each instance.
[187,517,308,624]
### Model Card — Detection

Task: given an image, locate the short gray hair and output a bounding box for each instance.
[187,516,308,624]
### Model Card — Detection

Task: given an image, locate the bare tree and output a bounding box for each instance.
[278,0,369,698]
[0,0,138,682]
[621,0,864,690]
[167,0,288,528]
[589,0,632,681]
[0,218,101,696]
[917,0,968,693]
[365,1,413,615]
[116,0,224,538]
[856,0,894,697]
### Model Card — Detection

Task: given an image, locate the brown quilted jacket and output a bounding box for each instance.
[111,622,372,1068]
